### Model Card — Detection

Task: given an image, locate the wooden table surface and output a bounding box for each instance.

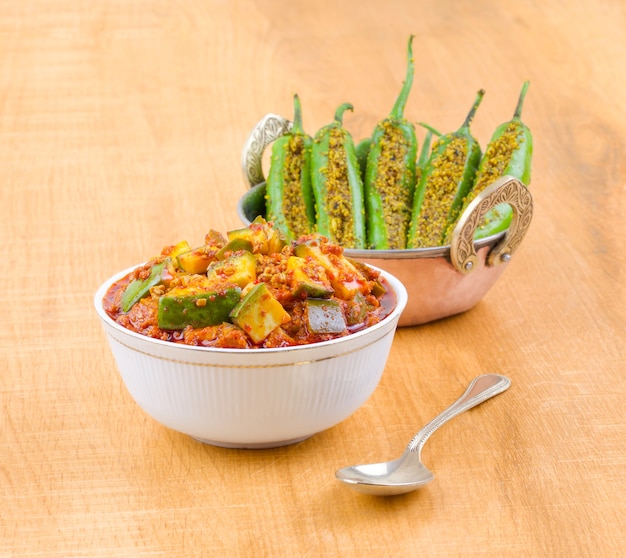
[2,1,624,556]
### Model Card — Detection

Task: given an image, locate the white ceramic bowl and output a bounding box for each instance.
[94,265,408,449]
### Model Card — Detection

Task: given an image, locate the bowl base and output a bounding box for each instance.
[191,434,314,449]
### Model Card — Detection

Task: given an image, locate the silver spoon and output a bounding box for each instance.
[335,374,511,496]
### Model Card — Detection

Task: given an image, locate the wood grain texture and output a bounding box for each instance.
[1,0,624,556]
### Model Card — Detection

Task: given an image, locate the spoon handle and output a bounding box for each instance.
[406,374,511,454]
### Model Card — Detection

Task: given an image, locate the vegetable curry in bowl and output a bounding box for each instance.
[103,219,396,349]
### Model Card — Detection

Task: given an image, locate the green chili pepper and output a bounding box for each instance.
[121,259,167,313]
[415,122,442,185]
[265,94,316,240]
[460,80,532,240]
[310,103,366,249]
[355,137,372,181]
[407,90,485,248]
[364,35,418,249]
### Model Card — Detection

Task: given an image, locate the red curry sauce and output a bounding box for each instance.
[103,223,396,349]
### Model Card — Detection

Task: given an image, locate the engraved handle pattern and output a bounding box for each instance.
[450,176,533,274]
[406,374,511,455]
[241,113,292,187]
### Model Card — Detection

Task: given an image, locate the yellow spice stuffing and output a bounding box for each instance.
[468,122,523,202]
[372,121,413,249]
[281,135,312,238]
[447,122,524,238]
[410,136,468,248]
[320,127,356,247]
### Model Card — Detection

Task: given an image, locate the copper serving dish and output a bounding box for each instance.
[238,114,533,327]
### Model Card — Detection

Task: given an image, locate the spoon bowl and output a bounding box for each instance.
[336,374,511,495]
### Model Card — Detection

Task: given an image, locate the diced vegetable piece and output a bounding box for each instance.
[176,230,228,274]
[227,217,286,255]
[306,299,347,334]
[263,222,288,254]
[165,240,192,260]
[293,240,368,299]
[216,238,254,260]
[227,228,260,251]
[157,286,241,330]
[371,279,386,298]
[229,283,290,343]
[207,251,257,288]
[287,256,333,298]
[121,260,166,313]
[177,247,218,274]
[345,291,368,326]
[204,229,227,247]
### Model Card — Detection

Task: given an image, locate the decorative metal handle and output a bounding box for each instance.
[406,374,511,455]
[241,113,292,187]
[449,176,534,274]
